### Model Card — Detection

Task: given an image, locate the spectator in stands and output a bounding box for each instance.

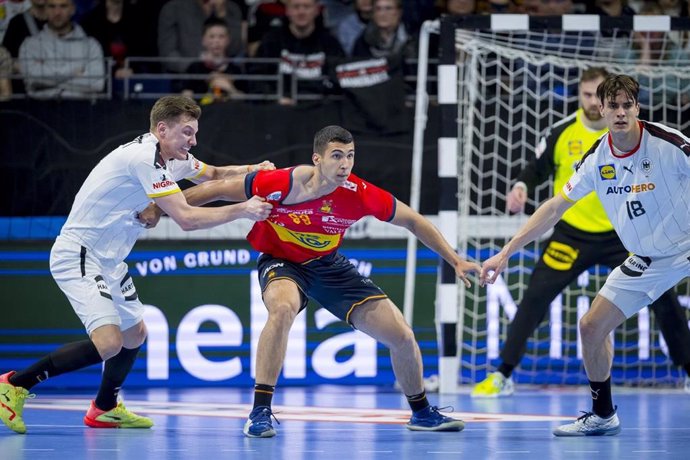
[656,0,685,47]
[252,0,344,106]
[247,0,327,56]
[0,0,31,44]
[158,0,244,73]
[443,0,477,15]
[80,0,142,79]
[352,0,415,60]
[538,0,574,15]
[587,0,636,15]
[335,0,372,56]
[321,0,353,30]
[486,0,514,13]
[427,0,477,59]
[587,0,636,59]
[181,17,244,103]
[247,0,287,56]
[2,0,47,94]
[2,0,46,58]
[658,0,682,14]
[19,0,105,99]
[620,0,690,104]
[0,45,12,100]
[401,0,435,35]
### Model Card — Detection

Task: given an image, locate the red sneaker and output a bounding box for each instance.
[84,400,153,428]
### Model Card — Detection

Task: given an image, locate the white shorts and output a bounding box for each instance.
[50,237,144,334]
[599,252,690,318]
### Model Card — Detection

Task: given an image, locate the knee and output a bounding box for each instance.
[579,315,603,344]
[123,321,148,348]
[267,303,299,327]
[93,335,124,361]
[90,327,124,360]
[388,325,417,351]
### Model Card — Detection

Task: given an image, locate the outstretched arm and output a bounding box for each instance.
[152,190,271,231]
[480,193,573,285]
[137,176,252,227]
[389,200,480,288]
[196,160,275,182]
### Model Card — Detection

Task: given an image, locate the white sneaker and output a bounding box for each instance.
[471,372,515,398]
[684,376,690,394]
[553,409,620,437]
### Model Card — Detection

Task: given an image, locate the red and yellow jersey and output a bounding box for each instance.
[246,167,396,262]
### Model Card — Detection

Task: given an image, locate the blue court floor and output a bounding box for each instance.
[1,385,688,460]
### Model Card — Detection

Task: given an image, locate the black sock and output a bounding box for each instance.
[95,345,141,411]
[497,362,515,378]
[253,383,275,410]
[590,377,614,418]
[406,391,430,413]
[10,339,102,390]
[683,362,690,378]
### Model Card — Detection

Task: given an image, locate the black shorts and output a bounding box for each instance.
[256,251,387,324]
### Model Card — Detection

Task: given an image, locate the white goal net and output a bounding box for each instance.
[454,28,690,387]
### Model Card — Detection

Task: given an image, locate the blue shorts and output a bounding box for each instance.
[256,252,388,324]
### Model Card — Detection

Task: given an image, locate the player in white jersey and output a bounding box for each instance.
[480,74,690,437]
[0,95,274,434]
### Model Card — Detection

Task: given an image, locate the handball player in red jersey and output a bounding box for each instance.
[169,125,480,437]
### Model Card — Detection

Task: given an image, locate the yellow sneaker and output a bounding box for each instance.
[471,371,514,398]
[0,371,35,434]
[84,400,153,429]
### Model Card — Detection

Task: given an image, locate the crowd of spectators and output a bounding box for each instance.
[0,0,688,103]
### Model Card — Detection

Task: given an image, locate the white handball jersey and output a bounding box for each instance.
[562,121,690,258]
[58,133,206,262]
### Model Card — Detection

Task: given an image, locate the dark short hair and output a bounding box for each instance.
[580,67,609,84]
[149,95,201,130]
[313,125,354,154]
[203,16,229,35]
[596,74,640,105]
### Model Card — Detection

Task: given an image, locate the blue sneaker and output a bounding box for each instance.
[406,406,465,432]
[243,406,279,438]
[553,408,620,437]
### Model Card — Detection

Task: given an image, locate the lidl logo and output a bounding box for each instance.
[599,164,616,180]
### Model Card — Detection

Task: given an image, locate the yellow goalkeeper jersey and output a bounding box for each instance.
[525,108,611,233]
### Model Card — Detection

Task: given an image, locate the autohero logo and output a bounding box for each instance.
[599,164,616,180]
[605,183,656,195]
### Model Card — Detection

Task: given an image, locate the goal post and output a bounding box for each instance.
[413,14,690,393]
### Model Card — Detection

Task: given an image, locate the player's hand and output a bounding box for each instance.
[136,202,163,229]
[506,185,527,214]
[242,195,273,221]
[480,251,509,286]
[454,259,481,288]
[249,160,276,173]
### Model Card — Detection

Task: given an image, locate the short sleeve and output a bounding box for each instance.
[180,154,207,181]
[361,179,396,221]
[248,168,292,202]
[562,156,596,203]
[133,159,181,198]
